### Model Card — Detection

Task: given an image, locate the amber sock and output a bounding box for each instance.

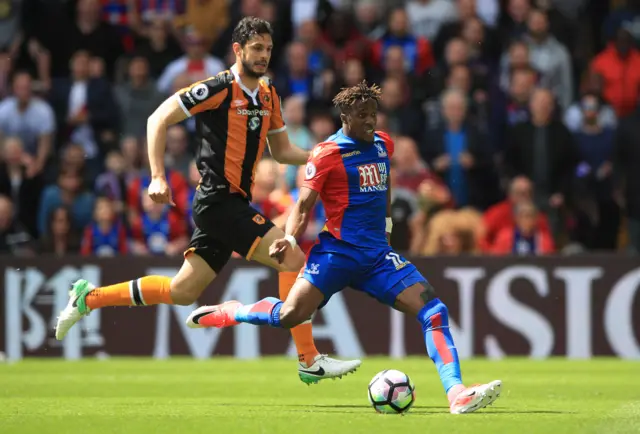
[279,271,320,365]
[86,276,174,310]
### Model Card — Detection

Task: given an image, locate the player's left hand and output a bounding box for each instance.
[269,238,291,264]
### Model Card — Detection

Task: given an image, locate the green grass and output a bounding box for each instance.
[1,357,638,434]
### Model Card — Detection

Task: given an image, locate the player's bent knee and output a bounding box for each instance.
[395,282,440,316]
[170,279,203,305]
[169,254,216,305]
[420,282,437,303]
[169,287,199,305]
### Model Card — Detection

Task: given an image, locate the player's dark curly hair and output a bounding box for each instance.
[332,80,383,113]
[232,17,273,47]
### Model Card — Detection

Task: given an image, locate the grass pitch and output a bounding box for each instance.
[1,357,638,434]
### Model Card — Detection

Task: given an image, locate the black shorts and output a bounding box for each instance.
[184,190,275,273]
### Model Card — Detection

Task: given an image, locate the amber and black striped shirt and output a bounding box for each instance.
[175,65,286,201]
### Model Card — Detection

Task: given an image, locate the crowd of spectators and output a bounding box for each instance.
[0,0,639,258]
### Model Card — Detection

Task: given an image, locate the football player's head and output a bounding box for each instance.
[232,17,274,79]
[333,80,382,142]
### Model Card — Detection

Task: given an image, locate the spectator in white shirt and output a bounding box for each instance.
[406,0,459,41]
[0,72,55,178]
[156,30,225,95]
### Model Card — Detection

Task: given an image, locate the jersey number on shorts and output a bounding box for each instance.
[386,252,407,270]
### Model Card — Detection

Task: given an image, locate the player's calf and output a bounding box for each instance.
[394,283,465,400]
[416,295,464,396]
[395,281,502,412]
[192,278,324,329]
[278,303,311,329]
[279,278,325,328]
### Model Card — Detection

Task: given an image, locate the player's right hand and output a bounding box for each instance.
[269,238,291,264]
[148,177,176,206]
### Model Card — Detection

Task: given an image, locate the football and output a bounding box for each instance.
[367,369,416,414]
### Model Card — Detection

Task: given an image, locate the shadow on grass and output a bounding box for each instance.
[223,403,573,415]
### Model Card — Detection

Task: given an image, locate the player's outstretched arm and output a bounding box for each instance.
[269,186,318,262]
[147,75,229,205]
[146,96,189,180]
[286,186,318,239]
[267,130,310,166]
[145,96,189,205]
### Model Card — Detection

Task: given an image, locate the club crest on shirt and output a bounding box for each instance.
[259,91,272,108]
[305,263,320,275]
[374,142,387,158]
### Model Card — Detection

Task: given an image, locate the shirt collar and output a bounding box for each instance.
[230,64,259,104]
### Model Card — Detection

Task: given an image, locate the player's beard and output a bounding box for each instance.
[241,57,266,79]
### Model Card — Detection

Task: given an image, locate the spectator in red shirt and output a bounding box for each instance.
[130,189,188,256]
[127,166,189,223]
[81,196,128,256]
[591,28,640,117]
[490,201,555,255]
[481,176,550,250]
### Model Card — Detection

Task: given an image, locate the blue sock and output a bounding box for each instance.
[233,297,283,327]
[417,298,463,393]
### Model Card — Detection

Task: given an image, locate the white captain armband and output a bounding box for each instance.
[386,217,393,233]
[284,234,298,249]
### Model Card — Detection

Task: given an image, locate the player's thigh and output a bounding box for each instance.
[297,242,355,312]
[172,228,232,305]
[250,225,306,272]
[355,249,428,309]
[191,192,255,250]
[196,193,303,271]
[278,278,325,328]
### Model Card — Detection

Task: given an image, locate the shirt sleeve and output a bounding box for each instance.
[174,73,230,117]
[377,130,395,158]
[302,144,336,193]
[268,85,286,135]
[37,101,56,135]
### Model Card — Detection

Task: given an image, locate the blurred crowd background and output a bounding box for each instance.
[0,0,638,258]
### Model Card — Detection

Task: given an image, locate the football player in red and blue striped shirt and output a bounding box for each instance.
[188,82,502,413]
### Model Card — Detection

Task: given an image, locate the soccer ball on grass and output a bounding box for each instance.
[367,369,416,414]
